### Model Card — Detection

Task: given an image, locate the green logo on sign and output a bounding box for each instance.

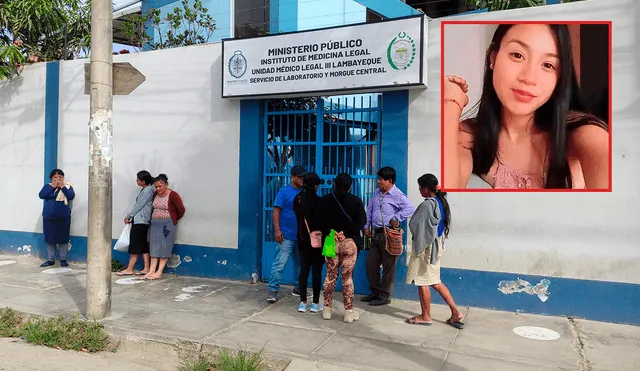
[387,32,416,70]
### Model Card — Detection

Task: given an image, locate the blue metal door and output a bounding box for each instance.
[261,95,382,290]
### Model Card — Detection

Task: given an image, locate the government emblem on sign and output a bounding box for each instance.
[387,32,416,70]
[228,50,247,79]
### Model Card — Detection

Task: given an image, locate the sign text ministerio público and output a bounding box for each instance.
[221,15,426,98]
[251,39,385,83]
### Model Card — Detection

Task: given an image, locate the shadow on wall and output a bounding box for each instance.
[0,76,24,109]
[0,76,45,127]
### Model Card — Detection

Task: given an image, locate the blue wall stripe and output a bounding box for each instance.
[44,61,60,182]
[1,230,637,325]
[377,89,412,294]
[380,90,409,194]
[237,100,264,279]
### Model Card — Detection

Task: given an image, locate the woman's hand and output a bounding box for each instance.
[443,74,472,190]
[444,74,469,116]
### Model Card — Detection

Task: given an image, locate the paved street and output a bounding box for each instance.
[0,254,638,371]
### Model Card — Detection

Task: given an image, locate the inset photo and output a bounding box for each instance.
[441,21,611,191]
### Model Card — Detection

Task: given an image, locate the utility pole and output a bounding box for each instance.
[86,0,113,320]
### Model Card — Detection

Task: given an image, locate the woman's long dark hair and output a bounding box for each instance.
[333,173,352,196]
[154,173,169,184]
[466,24,579,189]
[137,170,153,185]
[418,174,451,239]
[296,172,322,218]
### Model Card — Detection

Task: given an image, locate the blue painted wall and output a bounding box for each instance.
[297,0,366,31]
[270,0,298,33]
[352,0,420,18]
[142,0,231,48]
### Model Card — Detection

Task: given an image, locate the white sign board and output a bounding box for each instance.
[222,15,426,99]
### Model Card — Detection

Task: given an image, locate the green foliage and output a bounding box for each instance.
[121,0,216,52]
[111,258,125,272]
[178,347,267,371]
[217,347,266,371]
[0,308,24,337]
[0,308,111,352]
[464,0,583,11]
[178,355,215,371]
[0,0,91,80]
[464,0,544,11]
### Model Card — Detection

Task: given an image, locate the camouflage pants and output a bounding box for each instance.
[323,238,358,310]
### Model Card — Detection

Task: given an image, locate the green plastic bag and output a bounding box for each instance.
[322,229,337,258]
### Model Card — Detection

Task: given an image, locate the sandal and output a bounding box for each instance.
[115,271,134,276]
[405,316,432,326]
[446,318,465,329]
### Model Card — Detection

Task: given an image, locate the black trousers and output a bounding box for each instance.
[366,232,399,300]
[298,244,325,303]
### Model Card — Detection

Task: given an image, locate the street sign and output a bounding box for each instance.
[84,62,145,95]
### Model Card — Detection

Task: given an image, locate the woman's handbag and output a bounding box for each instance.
[304,218,323,248]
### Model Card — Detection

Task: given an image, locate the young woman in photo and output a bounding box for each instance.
[443,24,609,190]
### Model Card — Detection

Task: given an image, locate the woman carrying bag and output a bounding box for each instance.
[293,172,325,313]
[317,173,366,323]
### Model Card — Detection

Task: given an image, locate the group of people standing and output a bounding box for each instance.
[38,165,462,328]
[266,165,465,328]
[116,171,186,280]
[38,169,185,281]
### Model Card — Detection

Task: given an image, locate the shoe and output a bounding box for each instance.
[40,261,55,267]
[292,287,301,297]
[361,293,378,302]
[344,309,360,323]
[60,260,69,267]
[368,297,391,306]
[267,291,278,303]
[310,303,323,313]
[322,307,332,320]
[297,302,309,312]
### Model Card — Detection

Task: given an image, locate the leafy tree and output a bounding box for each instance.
[0,0,91,80]
[464,0,582,11]
[121,0,216,51]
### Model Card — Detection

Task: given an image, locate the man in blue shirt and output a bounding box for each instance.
[267,165,306,302]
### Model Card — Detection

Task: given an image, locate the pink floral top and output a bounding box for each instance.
[152,191,171,219]
[489,163,545,189]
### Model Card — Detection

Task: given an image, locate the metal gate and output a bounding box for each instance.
[261,94,382,286]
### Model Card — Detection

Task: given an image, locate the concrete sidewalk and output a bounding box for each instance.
[0,254,638,371]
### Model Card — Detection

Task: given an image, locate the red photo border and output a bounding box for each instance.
[439,20,613,193]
